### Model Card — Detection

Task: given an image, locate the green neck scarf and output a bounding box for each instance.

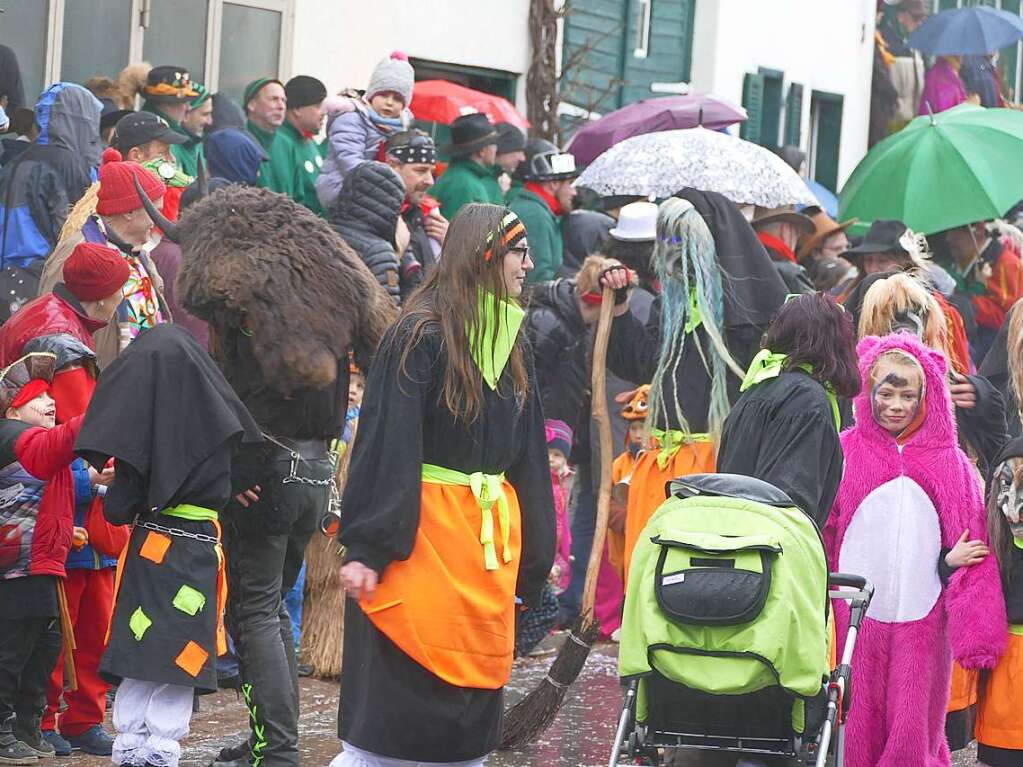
[467,292,525,390]
[740,349,841,431]
[684,286,703,335]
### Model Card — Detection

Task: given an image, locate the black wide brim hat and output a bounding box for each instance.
[845,219,910,257]
[751,210,816,235]
[443,113,499,156]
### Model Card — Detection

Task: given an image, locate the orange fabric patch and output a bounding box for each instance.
[175,641,209,678]
[623,442,716,586]
[139,531,171,564]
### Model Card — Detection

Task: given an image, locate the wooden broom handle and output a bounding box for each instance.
[580,286,616,618]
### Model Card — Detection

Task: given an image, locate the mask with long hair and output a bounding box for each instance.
[648,197,742,439]
[858,273,950,361]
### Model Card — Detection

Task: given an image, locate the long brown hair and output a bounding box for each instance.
[398,203,529,422]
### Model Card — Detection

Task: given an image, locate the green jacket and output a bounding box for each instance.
[432,159,503,222]
[481,166,506,205]
[143,103,203,177]
[269,120,324,215]
[510,189,563,284]
[505,178,525,204]
[248,120,287,196]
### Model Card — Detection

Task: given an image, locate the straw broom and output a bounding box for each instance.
[299,439,352,678]
[500,285,616,749]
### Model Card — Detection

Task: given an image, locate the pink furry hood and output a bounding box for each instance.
[825,333,1006,669]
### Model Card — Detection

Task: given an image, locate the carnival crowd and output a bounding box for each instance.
[2,3,1023,765]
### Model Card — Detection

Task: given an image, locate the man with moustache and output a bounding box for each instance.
[382,129,448,273]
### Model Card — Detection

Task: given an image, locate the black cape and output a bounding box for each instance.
[607,189,787,432]
[980,313,1020,438]
[76,324,262,510]
[718,370,841,528]
[338,316,555,761]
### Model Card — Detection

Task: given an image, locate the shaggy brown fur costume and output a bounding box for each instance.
[177,186,396,395]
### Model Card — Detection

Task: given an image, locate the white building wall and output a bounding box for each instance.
[288,0,531,106]
[689,0,876,189]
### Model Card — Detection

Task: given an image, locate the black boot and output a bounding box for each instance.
[208,737,251,767]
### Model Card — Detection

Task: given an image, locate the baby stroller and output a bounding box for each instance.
[609,474,872,767]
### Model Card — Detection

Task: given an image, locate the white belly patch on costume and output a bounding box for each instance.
[838,476,942,623]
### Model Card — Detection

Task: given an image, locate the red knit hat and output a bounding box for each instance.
[63,242,130,302]
[96,147,166,216]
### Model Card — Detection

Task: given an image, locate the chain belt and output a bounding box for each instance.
[139,520,219,545]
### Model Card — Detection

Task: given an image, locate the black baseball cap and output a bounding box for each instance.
[113,111,187,152]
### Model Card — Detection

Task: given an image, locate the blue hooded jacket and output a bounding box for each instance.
[206,128,268,186]
[0,83,102,321]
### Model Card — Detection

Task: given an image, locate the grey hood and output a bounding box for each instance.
[36,82,103,168]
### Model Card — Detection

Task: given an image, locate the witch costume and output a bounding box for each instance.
[75,325,261,767]
[606,189,787,579]
[336,268,556,761]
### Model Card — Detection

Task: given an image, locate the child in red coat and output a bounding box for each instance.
[0,352,83,762]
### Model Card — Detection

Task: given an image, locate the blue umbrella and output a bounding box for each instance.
[802,179,839,218]
[908,6,1023,55]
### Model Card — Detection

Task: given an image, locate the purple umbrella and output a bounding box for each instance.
[566,93,748,166]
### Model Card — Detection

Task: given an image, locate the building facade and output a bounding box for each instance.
[1,0,529,115]
[560,0,876,193]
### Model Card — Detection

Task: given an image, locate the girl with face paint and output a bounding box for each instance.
[823,334,1005,767]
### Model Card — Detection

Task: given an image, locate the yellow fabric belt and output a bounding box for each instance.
[649,428,712,469]
[421,464,510,571]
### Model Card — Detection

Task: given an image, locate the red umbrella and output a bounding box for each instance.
[410,80,529,130]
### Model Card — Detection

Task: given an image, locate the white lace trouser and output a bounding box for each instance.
[111,678,194,767]
[329,742,487,767]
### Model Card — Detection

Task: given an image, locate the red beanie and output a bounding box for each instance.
[63,242,131,302]
[96,147,167,216]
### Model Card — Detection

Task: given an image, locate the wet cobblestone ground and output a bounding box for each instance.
[51,642,976,766]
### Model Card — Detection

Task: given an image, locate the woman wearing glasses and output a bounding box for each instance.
[333,204,555,767]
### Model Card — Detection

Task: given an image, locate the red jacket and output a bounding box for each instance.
[0,415,83,579]
[0,285,106,366]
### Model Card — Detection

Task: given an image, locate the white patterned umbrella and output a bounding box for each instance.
[574,127,817,208]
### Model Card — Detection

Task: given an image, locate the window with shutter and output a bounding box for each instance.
[785,83,804,147]
[741,72,765,144]
[758,68,784,149]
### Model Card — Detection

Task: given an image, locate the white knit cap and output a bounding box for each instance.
[366,51,415,106]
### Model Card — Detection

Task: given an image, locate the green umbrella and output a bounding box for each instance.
[839,104,1023,235]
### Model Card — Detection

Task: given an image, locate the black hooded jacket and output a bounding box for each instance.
[329,161,410,304]
[524,279,591,436]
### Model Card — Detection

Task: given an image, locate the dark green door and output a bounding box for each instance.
[811,91,844,194]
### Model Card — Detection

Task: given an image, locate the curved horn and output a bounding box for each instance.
[197,156,208,198]
[132,173,179,244]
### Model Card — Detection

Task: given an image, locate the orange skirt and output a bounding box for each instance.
[360,481,522,690]
[622,442,716,585]
[976,631,1023,750]
[948,662,979,713]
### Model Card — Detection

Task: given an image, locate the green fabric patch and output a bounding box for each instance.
[467,291,525,390]
[129,607,152,641]
[173,585,206,616]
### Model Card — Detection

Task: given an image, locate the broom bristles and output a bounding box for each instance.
[499,617,600,749]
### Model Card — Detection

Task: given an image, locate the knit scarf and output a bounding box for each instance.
[525,182,564,217]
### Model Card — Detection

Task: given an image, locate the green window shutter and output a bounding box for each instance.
[784,83,804,146]
[741,72,765,144]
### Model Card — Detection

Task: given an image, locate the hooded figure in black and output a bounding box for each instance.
[75,324,261,767]
[173,185,395,767]
[601,189,788,582]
